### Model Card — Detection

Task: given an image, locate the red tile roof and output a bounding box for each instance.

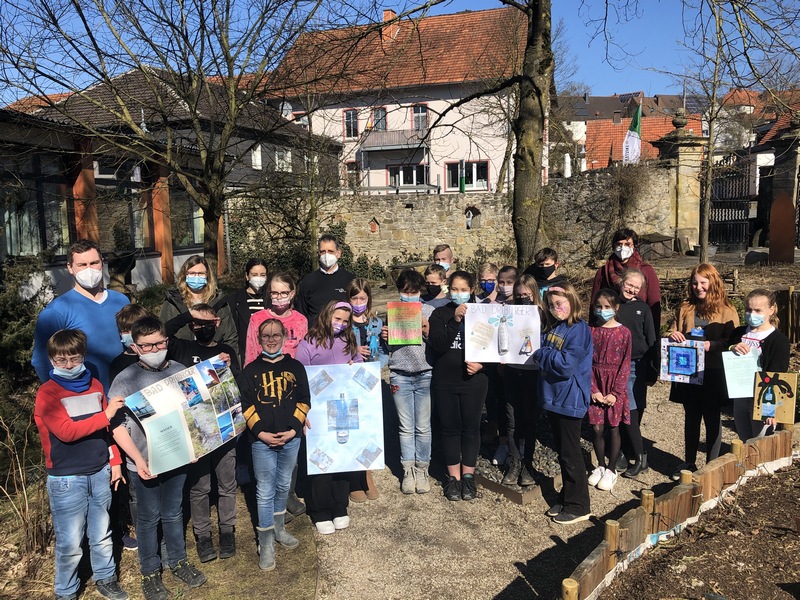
[273,7,526,100]
[585,114,703,169]
[759,105,800,144]
[6,92,73,113]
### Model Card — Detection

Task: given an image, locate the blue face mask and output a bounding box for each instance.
[186,275,208,291]
[437,262,451,272]
[480,281,496,294]
[262,349,283,359]
[595,308,615,322]
[52,363,87,380]
[121,333,134,348]
[400,293,420,303]
[745,312,765,328]
[450,292,471,306]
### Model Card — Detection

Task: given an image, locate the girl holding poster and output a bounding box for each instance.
[296,301,364,534]
[428,271,488,502]
[667,263,739,479]
[238,319,310,571]
[728,289,790,441]
[348,278,389,368]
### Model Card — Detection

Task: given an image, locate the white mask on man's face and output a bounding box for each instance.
[320,253,337,269]
[75,267,103,289]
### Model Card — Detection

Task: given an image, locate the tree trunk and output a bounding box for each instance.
[511,0,553,268]
[202,194,222,275]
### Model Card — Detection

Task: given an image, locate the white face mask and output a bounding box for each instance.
[74,267,103,289]
[139,349,168,369]
[319,253,338,269]
[249,276,267,291]
[614,245,634,261]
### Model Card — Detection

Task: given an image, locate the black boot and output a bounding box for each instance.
[615,453,629,473]
[623,452,648,478]
[518,463,535,487]
[502,457,522,485]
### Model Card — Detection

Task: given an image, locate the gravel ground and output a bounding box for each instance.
[313,380,739,600]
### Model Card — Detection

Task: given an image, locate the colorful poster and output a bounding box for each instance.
[660,339,705,385]
[122,355,245,475]
[753,371,797,424]
[304,362,385,476]
[464,303,540,366]
[722,350,760,398]
[387,301,422,345]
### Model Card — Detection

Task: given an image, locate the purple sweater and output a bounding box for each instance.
[295,336,363,366]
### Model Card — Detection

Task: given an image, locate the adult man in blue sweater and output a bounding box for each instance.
[32,239,130,392]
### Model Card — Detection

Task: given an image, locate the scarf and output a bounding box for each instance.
[603,250,647,302]
[49,368,93,393]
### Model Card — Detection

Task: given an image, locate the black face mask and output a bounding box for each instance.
[532,264,556,280]
[192,324,216,344]
[425,284,441,298]
[515,298,533,305]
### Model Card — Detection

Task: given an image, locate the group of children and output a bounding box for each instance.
[36,244,790,598]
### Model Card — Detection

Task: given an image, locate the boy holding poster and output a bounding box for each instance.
[109,316,207,600]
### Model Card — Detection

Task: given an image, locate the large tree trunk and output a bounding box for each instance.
[511,0,553,269]
[202,194,222,275]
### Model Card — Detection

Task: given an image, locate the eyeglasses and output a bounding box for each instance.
[186,270,207,277]
[622,283,641,293]
[135,339,169,352]
[259,333,284,342]
[480,278,497,284]
[52,355,84,368]
[270,291,291,298]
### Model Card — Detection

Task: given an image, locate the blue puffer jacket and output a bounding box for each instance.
[533,319,592,418]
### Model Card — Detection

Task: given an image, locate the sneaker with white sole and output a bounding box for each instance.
[492,444,509,466]
[596,468,618,491]
[315,520,335,535]
[332,516,350,530]
[552,511,592,525]
[587,466,605,487]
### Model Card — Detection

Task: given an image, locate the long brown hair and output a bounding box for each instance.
[305,300,358,356]
[346,277,376,321]
[543,281,583,329]
[686,263,732,318]
[514,274,544,310]
[176,255,218,306]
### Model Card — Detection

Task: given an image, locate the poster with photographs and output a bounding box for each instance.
[660,339,705,385]
[464,303,541,366]
[122,355,245,475]
[304,362,385,476]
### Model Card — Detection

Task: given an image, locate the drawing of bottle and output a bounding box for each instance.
[763,386,776,418]
[336,393,349,444]
[498,315,509,355]
[519,335,532,355]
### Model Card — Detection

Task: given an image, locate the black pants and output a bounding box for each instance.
[484,365,507,436]
[684,401,722,465]
[547,411,590,516]
[434,376,488,468]
[307,473,352,523]
[504,368,540,463]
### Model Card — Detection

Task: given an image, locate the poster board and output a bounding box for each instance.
[123,355,245,475]
[721,350,760,398]
[387,301,422,345]
[659,339,705,385]
[752,371,797,424]
[464,303,540,366]
[304,362,385,475]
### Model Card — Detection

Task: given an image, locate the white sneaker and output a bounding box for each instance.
[597,468,618,491]
[492,444,509,466]
[587,466,605,487]
[332,516,350,530]
[315,520,335,535]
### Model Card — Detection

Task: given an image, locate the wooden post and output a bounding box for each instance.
[679,470,694,485]
[562,578,579,600]
[731,439,743,461]
[641,490,655,534]
[789,285,796,344]
[605,520,620,571]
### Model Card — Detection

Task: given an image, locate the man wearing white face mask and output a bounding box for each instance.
[591,228,662,329]
[32,239,130,392]
[295,234,354,326]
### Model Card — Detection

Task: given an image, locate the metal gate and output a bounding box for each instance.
[707,154,751,252]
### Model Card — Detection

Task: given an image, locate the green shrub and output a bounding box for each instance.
[135,282,172,314]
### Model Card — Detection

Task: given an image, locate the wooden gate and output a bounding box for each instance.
[707,154,751,252]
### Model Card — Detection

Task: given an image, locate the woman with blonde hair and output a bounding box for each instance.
[667,263,739,479]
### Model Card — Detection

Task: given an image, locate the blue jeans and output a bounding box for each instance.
[251,437,301,529]
[47,464,115,597]
[627,359,649,413]
[390,371,432,463]
[130,469,187,574]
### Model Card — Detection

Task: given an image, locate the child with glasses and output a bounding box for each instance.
[35,329,129,600]
[109,316,207,600]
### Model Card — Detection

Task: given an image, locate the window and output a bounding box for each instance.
[94,158,152,252]
[275,148,292,172]
[345,162,360,189]
[170,186,203,248]
[388,164,428,188]
[447,160,489,191]
[344,109,359,139]
[412,104,427,131]
[292,112,309,129]
[372,107,387,132]
[251,144,262,170]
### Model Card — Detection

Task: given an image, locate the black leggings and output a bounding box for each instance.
[434,377,488,468]
[503,368,540,463]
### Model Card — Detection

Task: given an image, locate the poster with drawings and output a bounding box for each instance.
[464,303,541,366]
[304,362,385,476]
[660,339,705,385]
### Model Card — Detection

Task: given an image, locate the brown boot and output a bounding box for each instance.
[349,490,367,503]
[365,470,379,500]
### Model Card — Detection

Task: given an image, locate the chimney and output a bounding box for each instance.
[613,110,621,124]
[382,9,398,43]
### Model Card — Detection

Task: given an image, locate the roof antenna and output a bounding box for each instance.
[140,108,149,133]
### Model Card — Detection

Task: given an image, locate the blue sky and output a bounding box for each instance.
[424,0,686,96]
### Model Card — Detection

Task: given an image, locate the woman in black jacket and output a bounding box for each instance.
[217,258,270,362]
[728,288,790,441]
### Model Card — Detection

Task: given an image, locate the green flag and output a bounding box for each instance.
[623,104,642,165]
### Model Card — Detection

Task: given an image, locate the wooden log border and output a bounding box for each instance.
[562,430,794,600]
